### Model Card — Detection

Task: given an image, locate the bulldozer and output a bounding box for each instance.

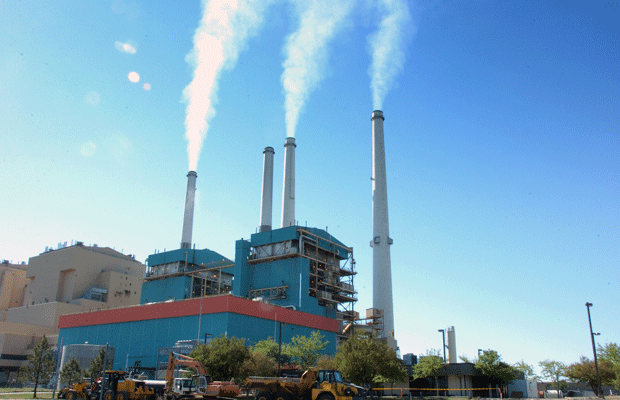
[163,352,239,400]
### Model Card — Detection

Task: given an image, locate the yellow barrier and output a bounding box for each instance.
[371,388,498,391]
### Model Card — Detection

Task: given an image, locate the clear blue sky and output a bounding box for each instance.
[1,0,618,374]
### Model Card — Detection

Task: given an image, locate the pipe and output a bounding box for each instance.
[281,137,296,228]
[181,171,197,249]
[259,147,275,233]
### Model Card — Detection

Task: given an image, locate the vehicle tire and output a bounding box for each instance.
[256,391,272,400]
[66,391,78,400]
[274,392,289,400]
[317,393,335,400]
[116,391,129,400]
[104,390,116,400]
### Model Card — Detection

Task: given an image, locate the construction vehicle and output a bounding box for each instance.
[245,369,363,400]
[57,380,92,400]
[164,352,240,400]
[88,370,161,400]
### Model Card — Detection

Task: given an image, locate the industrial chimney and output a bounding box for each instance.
[259,146,275,232]
[181,170,197,249]
[371,110,397,350]
[281,137,296,228]
[447,326,457,363]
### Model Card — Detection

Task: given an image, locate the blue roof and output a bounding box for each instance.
[147,248,232,268]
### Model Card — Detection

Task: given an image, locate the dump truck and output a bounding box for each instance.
[163,352,240,400]
[245,369,363,400]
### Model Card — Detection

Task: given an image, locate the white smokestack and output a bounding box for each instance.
[447,326,457,364]
[181,171,197,249]
[259,146,275,233]
[371,110,396,350]
[281,137,296,228]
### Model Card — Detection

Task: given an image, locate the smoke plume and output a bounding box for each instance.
[281,0,354,138]
[368,0,412,110]
[184,0,273,171]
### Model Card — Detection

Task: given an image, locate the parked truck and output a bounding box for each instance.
[163,352,239,400]
[245,369,363,400]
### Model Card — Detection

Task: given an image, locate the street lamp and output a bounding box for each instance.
[438,329,446,363]
[585,302,602,398]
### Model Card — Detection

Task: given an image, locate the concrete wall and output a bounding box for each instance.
[24,244,144,307]
[7,302,92,327]
[0,264,27,316]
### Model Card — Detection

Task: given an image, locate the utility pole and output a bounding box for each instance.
[586,303,603,398]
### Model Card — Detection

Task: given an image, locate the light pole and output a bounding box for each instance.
[438,329,446,363]
[586,303,603,398]
[277,321,285,377]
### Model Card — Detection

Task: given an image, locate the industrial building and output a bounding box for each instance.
[0,245,145,384]
[57,136,359,376]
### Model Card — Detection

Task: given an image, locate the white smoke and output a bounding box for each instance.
[368,0,412,110]
[281,0,354,138]
[184,0,273,171]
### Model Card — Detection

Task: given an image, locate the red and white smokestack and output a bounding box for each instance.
[259,146,275,233]
[371,110,396,350]
[181,170,197,249]
[281,137,296,228]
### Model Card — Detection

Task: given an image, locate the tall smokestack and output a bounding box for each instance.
[371,110,396,350]
[447,326,457,363]
[260,147,275,232]
[181,171,197,249]
[281,137,296,228]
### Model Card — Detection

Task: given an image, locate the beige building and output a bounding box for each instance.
[0,261,28,321]
[0,243,145,384]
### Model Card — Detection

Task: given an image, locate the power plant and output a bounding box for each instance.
[56,136,359,375]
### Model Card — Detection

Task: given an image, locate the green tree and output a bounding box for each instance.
[598,342,620,389]
[565,356,615,396]
[87,347,112,381]
[59,357,84,386]
[538,360,566,392]
[18,336,55,398]
[412,350,443,380]
[284,331,328,370]
[315,354,336,370]
[239,351,277,380]
[412,350,444,395]
[514,360,538,381]
[190,335,250,381]
[475,350,519,388]
[252,338,280,361]
[334,335,406,386]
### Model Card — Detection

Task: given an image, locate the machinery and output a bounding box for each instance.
[245,369,362,400]
[164,352,239,400]
[57,380,92,400]
[88,370,160,400]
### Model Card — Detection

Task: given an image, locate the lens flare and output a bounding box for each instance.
[128,71,140,83]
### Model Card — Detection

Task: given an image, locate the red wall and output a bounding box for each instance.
[58,295,339,332]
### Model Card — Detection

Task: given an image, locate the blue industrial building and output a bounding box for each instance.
[58,225,357,374]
